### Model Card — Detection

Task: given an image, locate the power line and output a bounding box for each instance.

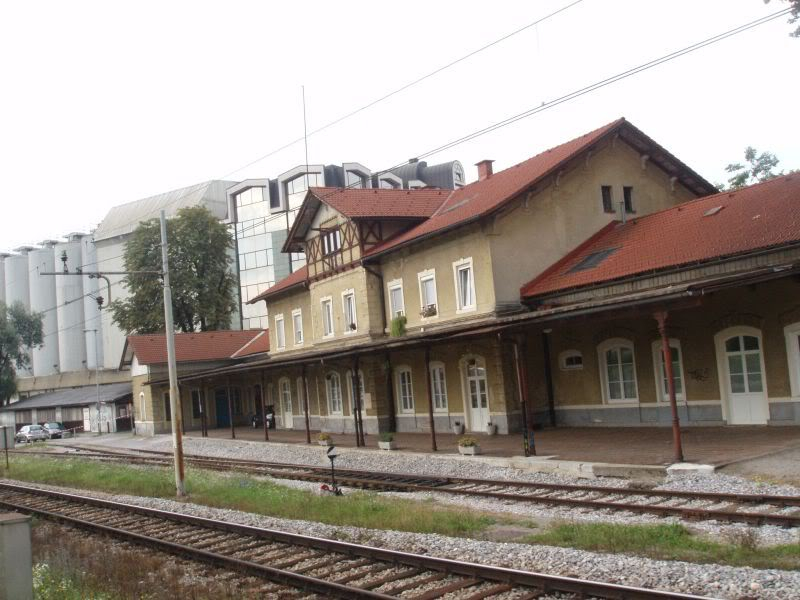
[60,0,586,243]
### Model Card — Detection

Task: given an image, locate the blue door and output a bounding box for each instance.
[215,388,230,428]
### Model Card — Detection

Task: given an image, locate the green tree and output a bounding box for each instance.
[724,146,782,189]
[0,301,44,405]
[765,0,800,37]
[110,206,237,334]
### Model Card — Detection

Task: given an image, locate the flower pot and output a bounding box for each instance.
[378,441,397,451]
[452,423,464,435]
[458,445,481,456]
[486,424,497,436]
[318,439,332,446]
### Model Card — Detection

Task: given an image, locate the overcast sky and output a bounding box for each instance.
[1,0,797,250]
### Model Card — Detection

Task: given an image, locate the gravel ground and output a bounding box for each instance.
[5,477,799,600]
[54,435,800,546]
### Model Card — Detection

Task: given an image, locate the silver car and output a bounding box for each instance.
[15,424,49,444]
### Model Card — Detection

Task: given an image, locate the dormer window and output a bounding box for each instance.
[453,163,465,188]
[346,170,367,189]
[322,227,341,256]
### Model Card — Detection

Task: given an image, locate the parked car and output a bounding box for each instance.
[42,422,72,439]
[15,424,49,444]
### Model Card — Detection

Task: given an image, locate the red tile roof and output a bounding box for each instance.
[230,330,270,358]
[521,174,800,299]
[365,118,627,257]
[247,265,308,304]
[310,187,447,219]
[127,330,266,365]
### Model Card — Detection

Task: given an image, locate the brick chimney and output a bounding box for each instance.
[475,159,494,181]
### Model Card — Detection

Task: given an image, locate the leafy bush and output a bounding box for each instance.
[458,436,479,447]
[390,315,407,337]
[379,432,395,442]
[317,432,331,441]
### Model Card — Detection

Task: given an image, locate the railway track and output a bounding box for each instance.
[0,481,709,599]
[18,443,800,527]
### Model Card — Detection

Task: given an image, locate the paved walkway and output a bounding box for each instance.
[188,425,800,466]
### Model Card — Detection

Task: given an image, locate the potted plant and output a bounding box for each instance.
[378,432,397,450]
[420,304,437,318]
[452,420,464,435]
[458,436,481,456]
[486,421,497,436]
[390,315,407,337]
[317,432,332,446]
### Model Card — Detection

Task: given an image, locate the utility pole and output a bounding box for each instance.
[161,210,186,496]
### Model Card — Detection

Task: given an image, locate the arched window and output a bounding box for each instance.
[429,361,448,411]
[326,372,343,414]
[346,369,366,413]
[396,367,414,413]
[651,339,685,402]
[559,350,584,371]
[598,339,638,403]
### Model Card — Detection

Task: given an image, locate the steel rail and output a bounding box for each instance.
[0,481,711,600]
[46,445,800,527]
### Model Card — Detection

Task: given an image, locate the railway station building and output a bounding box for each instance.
[129,118,800,438]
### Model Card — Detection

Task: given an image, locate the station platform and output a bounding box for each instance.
[187,425,800,468]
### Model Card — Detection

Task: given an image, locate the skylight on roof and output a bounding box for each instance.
[568,248,618,273]
[703,206,724,217]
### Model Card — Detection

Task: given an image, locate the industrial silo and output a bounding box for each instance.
[80,234,104,370]
[5,248,34,376]
[0,252,9,305]
[28,241,60,377]
[55,234,87,373]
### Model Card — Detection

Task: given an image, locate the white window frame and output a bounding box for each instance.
[321,296,334,338]
[452,257,476,313]
[396,366,415,413]
[326,372,343,415]
[650,339,686,402]
[291,308,303,346]
[274,314,285,351]
[387,279,405,319]
[784,322,800,398]
[429,361,448,412]
[598,338,639,404]
[279,377,292,415]
[417,269,438,319]
[559,350,584,371]
[346,369,366,413]
[341,289,358,334]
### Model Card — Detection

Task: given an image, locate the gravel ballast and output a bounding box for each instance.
[4,477,799,600]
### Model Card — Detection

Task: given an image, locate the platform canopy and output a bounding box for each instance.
[0,382,132,412]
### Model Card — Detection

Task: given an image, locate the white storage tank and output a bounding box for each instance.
[79,235,104,370]
[6,248,34,377]
[28,241,60,377]
[55,234,87,373]
[0,252,9,305]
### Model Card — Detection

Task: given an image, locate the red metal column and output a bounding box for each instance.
[302,364,311,444]
[655,311,684,463]
[513,338,535,456]
[424,346,438,452]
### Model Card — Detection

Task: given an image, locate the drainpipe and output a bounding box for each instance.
[542,330,556,427]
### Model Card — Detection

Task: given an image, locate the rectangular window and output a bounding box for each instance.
[453,258,476,312]
[321,297,334,337]
[623,186,634,213]
[292,309,303,345]
[322,228,341,256]
[191,390,202,419]
[418,270,438,317]
[342,290,357,332]
[388,280,405,318]
[601,185,613,213]
[398,369,414,412]
[430,365,448,410]
[274,314,285,350]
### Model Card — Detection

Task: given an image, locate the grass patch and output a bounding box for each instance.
[33,562,118,600]
[2,455,491,537]
[527,522,800,570]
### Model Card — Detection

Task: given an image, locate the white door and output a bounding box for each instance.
[82,407,91,433]
[721,333,768,424]
[280,380,294,429]
[465,360,489,432]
